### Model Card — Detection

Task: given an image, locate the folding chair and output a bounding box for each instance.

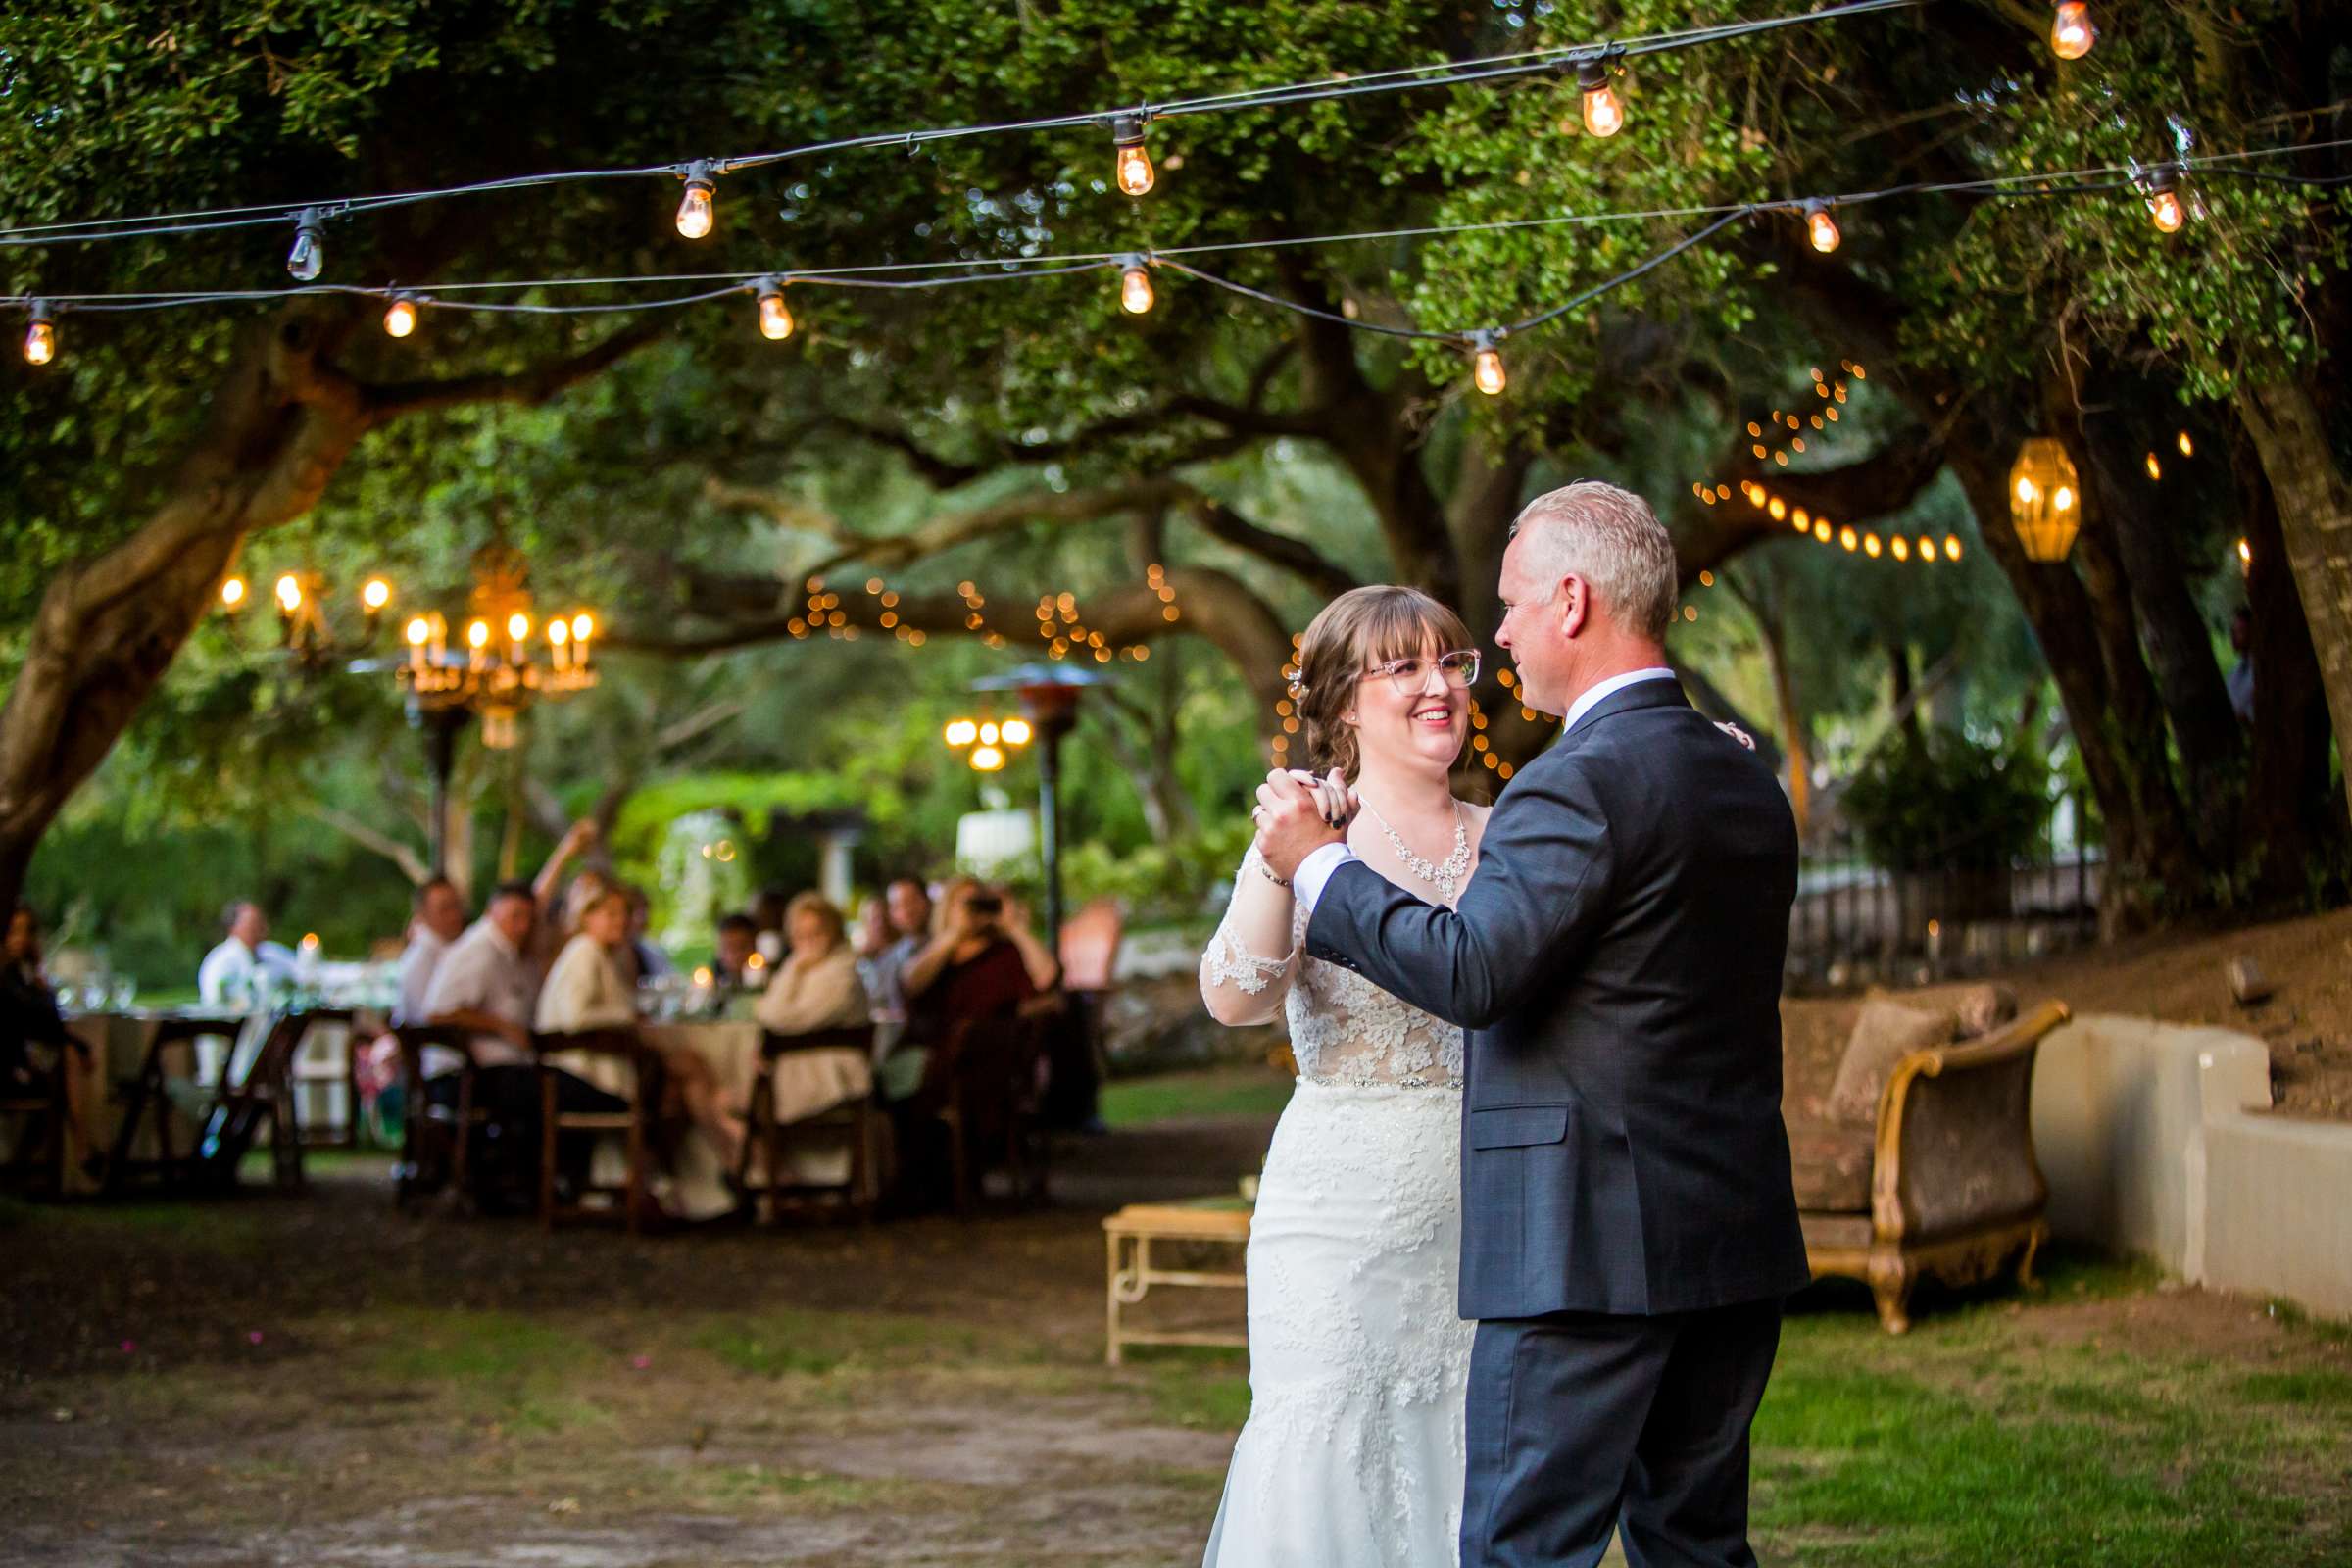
[390,1023,490,1215]
[532,1028,664,1234]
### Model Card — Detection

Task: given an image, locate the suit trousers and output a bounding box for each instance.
[1461,1297,1783,1568]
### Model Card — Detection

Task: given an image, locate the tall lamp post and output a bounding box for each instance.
[958,662,1111,957]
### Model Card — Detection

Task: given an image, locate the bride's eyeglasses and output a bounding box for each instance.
[1355,649,1481,696]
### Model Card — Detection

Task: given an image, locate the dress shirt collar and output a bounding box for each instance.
[1561,667,1678,735]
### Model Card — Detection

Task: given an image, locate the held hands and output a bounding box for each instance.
[1252,768,1357,884]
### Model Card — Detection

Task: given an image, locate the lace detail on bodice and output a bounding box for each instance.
[1199,843,1463,1090]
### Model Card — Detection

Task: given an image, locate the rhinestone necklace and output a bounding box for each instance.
[1356,797,1470,903]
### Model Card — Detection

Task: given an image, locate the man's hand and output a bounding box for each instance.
[1253,769,1345,882]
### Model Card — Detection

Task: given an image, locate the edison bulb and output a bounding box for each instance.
[23,318,54,366]
[286,218,324,282]
[2050,1,2095,59]
[2177,430,2194,457]
[1116,141,1154,197]
[757,285,794,340]
[1577,63,1625,138]
[221,576,248,611]
[971,744,1006,772]
[1120,265,1154,315]
[383,296,417,338]
[675,171,715,239]
[1805,203,1841,254]
[2147,187,2185,233]
[1001,718,1033,746]
[2144,452,2163,480]
[275,575,303,612]
[944,719,978,748]
[1472,346,1506,396]
[1943,535,1964,562]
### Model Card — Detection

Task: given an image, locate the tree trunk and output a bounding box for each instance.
[2236,375,2352,830]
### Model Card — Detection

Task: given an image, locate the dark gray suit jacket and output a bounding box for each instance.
[1304,679,1810,1320]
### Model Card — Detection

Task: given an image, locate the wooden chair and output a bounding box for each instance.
[197,1007,357,1192]
[914,1011,1050,1216]
[390,1023,490,1214]
[106,1015,240,1196]
[289,1010,368,1149]
[741,1024,879,1226]
[0,1046,68,1198]
[531,1029,664,1234]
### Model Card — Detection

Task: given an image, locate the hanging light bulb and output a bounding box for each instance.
[22,300,55,367]
[755,276,794,340]
[1943,534,1964,562]
[275,574,304,614]
[382,293,418,338]
[361,577,392,612]
[220,576,249,612]
[286,208,326,282]
[2050,2,2095,59]
[2145,451,2163,480]
[1118,256,1154,315]
[1109,113,1154,196]
[2177,429,2194,457]
[675,160,717,239]
[970,744,1007,772]
[1468,332,1506,396]
[2143,167,2186,233]
[1803,200,1841,254]
[1576,59,1625,138]
[1863,534,1883,559]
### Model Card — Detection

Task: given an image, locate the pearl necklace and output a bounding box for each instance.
[1356,797,1470,903]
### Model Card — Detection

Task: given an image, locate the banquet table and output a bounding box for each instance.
[548,1019,870,1220]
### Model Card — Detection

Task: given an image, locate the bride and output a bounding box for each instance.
[1198,584,1490,1568]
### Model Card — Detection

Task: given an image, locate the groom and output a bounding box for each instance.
[1256,480,1808,1568]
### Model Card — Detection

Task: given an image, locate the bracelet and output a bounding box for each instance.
[1255,858,1291,889]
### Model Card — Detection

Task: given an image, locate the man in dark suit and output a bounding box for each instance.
[1256,480,1808,1568]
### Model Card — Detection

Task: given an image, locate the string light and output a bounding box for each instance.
[220,576,248,612]
[285,208,326,282]
[2177,429,2194,457]
[22,300,54,366]
[2237,538,2252,574]
[675,160,717,239]
[2145,451,2163,480]
[275,574,304,613]
[2142,166,2186,233]
[1118,255,1154,315]
[2050,2,2095,59]
[361,577,392,612]
[1110,113,1155,197]
[756,275,795,340]
[382,292,417,338]
[1576,58,1626,138]
[1803,200,1841,254]
[1469,331,1506,396]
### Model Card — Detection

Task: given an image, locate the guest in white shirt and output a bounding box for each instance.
[197,902,272,1005]
[538,887,744,1164]
[394,877,469,1027]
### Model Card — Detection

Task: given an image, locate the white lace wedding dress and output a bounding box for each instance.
[1197,842,1474,1568]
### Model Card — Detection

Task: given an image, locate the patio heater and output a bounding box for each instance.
[969,662,1113,956]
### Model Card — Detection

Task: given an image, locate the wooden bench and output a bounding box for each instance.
[1102,1199,1252,1366]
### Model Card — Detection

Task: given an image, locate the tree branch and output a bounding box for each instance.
[362,320,667,425]
[304,803,432,886]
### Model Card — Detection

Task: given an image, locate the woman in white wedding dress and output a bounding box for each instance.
[1198,585,1491,1568]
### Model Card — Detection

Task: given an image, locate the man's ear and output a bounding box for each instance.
[1559,575,1590,640]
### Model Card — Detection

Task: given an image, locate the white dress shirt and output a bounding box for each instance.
[417,917,538,1072]
[393,927,450,1028]
[197,937,259,1005]
[1292,668,1678,914]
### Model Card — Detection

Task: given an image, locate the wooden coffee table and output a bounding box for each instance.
[1102,1198,1253,1366]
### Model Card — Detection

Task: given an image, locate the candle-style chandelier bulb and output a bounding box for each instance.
[220,576,248,612]
[675,160,717,239]
[1118,257,1154,315]
[361,577,392,612]
[275,574,304,613]
[1803,200,1841,254]
[2050,2,2095,59]
[1110,113,1154,196]
[287,208,326,282]
[23,301,55,367]
[755,277,794,340]
[1468,332,1506,396]
[1577,59,1626,138]
[383,293,418,338]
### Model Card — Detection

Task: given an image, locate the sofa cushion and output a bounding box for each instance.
[1787,1115,1877,1212]
[1826,993,1957,1124]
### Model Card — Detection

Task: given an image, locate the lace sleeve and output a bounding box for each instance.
[1199,843,1302,1026]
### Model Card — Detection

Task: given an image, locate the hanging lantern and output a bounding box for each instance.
[2009,437,2082,563]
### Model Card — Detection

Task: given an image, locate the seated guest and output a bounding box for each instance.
[750,886,791,967]
[892,879,1043,1101]
[198,901,273,1004]
[713,912,761,992]
[855,877,932,1031]
[419,880,625,1210]
[2,904,104,1172]
[623,885,673,982]
[539,886,744,1168]
[756,893,870,1037]
[395,877,469,1027]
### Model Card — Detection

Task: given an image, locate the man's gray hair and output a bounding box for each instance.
[1508,480,1679,642]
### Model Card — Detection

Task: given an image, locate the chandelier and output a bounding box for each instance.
[397,545,598,748]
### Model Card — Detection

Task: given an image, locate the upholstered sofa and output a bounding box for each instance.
[1782,988,2071,1333]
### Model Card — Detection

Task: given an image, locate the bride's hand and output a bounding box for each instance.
[1285,769,1348,829]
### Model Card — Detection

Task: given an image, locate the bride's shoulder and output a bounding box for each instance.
[1458,798,1494,821]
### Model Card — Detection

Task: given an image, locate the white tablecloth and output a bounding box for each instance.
[550,1021,870,1220]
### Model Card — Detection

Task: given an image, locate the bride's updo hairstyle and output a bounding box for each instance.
[1290,585,1473,781]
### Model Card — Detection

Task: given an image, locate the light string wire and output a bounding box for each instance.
[0,0,1920,250]
[6,138,2343,359]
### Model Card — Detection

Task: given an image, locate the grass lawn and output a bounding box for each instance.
[1,1062,2345,1565]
